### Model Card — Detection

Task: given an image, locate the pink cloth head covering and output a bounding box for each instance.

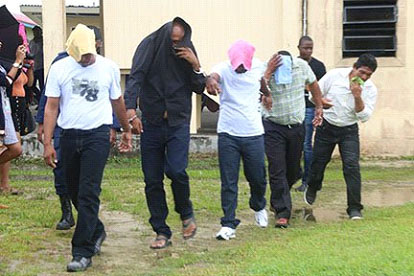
[227,40,255,71]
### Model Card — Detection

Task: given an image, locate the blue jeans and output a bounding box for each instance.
[218,133,267,229]
[60,125,110,257]
[141,120,193,239]
[302,107,315,185]
[52,126,67,196]
[307,119,363,214]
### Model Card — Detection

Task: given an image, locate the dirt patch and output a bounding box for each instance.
[292,183,414,223]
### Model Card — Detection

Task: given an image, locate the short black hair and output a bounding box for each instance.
[354,53,378,72]
[278,50,291,57]
[298,36,313,46]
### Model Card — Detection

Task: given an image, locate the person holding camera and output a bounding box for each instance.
[0,36,33,195]
[0,40,24,194]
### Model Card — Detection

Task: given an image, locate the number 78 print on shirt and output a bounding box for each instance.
[72,78,99,102]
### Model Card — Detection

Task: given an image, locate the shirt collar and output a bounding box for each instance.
[340,67,353,78]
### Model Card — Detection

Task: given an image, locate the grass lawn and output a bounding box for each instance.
[0,155,413,275]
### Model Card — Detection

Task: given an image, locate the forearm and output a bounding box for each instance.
[43,103,58,146]
[26,69,34,87]
[260,77,271,97]
[111,97,130,131]
[354,96,365,113]
[308,81,323,109]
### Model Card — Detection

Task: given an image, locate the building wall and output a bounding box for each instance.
[101,0,413,155]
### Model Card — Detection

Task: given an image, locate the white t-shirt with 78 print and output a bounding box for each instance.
[45,54,121,130]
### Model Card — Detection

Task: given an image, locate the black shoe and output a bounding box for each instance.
[56,195,75,230]
[295,183,308,192]
[349,210,363,220]
[304,187,317,205]
[67,256,91,272]
[93,231,107,255]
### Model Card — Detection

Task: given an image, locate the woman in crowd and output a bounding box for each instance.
[0,40,25,194]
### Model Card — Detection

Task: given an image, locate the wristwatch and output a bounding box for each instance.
[12,62,22,69]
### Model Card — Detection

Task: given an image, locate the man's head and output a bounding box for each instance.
[171,22,185,46]
[66,24,97,66]
[351,53,377,81]
[32,26,42,39]
[228,40,255,74]
[298,36,313,61]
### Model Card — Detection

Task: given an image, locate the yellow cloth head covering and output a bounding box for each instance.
[66,24,97,62]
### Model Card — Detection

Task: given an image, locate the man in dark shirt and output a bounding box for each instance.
[124,17,206,249]
[295,36,327,192]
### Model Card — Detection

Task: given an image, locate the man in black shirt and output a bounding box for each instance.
[296,36,327,192]
[124,17,206,249]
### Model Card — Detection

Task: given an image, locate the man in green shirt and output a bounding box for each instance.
[262,50,323,228]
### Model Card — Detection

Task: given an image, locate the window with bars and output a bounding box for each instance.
[343,0,397,58]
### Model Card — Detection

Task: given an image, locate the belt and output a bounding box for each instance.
[285,123,302,129]
[263,118,302,129]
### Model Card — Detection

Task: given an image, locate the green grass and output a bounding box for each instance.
[0,155,413,275]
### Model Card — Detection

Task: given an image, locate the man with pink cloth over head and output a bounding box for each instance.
[206,40,281,240]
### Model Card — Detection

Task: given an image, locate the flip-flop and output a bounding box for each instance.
[149,235,171,250]
[182,216,197,240]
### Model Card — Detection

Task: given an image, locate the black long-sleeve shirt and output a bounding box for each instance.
[124,17,206,126]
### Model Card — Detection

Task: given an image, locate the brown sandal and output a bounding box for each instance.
[149,235,172,250]
[182,216,197,240]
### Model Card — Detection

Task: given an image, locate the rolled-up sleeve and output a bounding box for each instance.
[356,84,377,123]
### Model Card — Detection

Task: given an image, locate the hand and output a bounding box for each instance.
[312,107,323,127]
[264,54,282,79]
[37,123,44,144]
[321,98,334,109]
[206,76,221,95]
[350,81,362,98]
[43,144,57,168]
[118,131,132,153]
[15,45,26,64]
[126,109,143,134]
[26,59,34,69]
[110,128,117,146]
[175,47,200,70]
[261,94,273,110]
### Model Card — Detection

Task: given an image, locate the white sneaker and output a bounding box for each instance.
[216,226,236,240]
[255,208,268,228]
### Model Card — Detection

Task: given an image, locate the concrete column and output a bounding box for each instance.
[190,94,201,134]
[42,0,66,74]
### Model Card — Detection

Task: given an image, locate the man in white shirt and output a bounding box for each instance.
[43,24,132,272]
[304,54,378,220]
[206,40,276,240]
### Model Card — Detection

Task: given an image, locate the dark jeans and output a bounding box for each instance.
[53,126,67,196]
[307,119,363,214]
[218,133,267,229]
[60,125,110,257]
[302,107,314,184]
[141,120,193,239]
[263,120,304,219]
[33,69,44,101]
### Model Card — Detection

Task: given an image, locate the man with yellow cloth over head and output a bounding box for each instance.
[43,24,132,272]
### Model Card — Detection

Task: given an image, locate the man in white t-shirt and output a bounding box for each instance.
[206,40,279,240]
[43,24,132,272]
[305,54,378,220]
